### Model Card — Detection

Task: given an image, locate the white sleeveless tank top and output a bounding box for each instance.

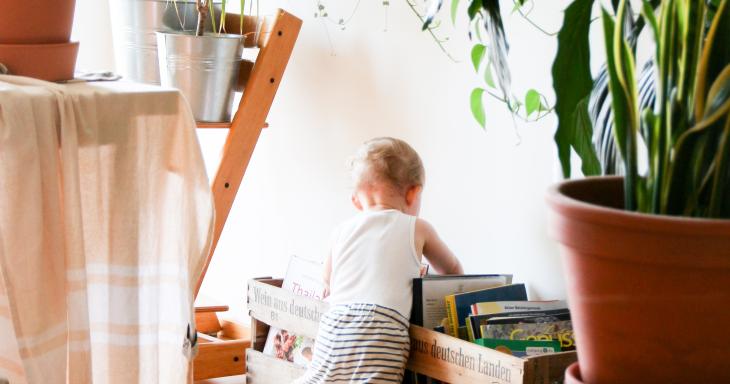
[327,209,422,318]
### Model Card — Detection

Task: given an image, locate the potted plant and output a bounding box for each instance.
[0,0,79,81]
[109,0,231,85]
[155,0,254,122]
[424,0,729,382]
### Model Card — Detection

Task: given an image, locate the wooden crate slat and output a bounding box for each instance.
[194,339,250,380]
[195,311,222,335]
[247,279,329,340]
[220,319,251,341]
[407,324,526,384]
[523,351,578,384]
[246,349,306,384]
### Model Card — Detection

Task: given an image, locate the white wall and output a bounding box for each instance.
[74,0,580,321]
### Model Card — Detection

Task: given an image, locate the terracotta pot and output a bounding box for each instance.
[547,176,730,384]
[0,42,79,82]
[564,362,584,384]
[0,0,77,44]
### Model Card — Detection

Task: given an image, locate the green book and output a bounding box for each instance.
[475,338,561,358]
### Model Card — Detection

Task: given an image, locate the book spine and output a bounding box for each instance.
[411,279,423,326]
[445,294,458,338]
[466,316,475,342]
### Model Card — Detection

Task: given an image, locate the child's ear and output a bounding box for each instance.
[405,185,423,206]
[351,194,363,211]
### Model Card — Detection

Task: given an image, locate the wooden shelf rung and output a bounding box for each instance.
[195,305,230,313]
[196,122,269,129]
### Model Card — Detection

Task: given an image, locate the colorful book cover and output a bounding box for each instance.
[467,308,571,342]
[262,255,326,367]
[444,284,528,338]
[475,338,561,357]
[471,300,567,316]
[410,274,512,330]
[482,314,574,350]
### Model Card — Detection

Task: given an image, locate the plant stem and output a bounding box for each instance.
[512,0,558,36]
[196,0,209,36]
[405,0,458,63]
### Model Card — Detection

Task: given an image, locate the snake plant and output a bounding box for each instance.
[602,0,730,217]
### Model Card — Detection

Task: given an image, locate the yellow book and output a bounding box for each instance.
[466,315,476,342]
[444,294,459,337]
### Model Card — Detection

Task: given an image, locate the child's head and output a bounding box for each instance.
[349,137,425,215]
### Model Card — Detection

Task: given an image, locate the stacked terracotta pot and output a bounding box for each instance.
[0,0,78,82]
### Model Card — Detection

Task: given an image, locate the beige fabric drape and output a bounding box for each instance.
[0,76,213,383]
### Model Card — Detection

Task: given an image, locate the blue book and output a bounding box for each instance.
[445,284,528,338]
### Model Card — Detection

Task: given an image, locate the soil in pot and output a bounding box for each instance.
[548,176,730,384]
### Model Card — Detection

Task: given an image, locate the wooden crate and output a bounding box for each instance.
[246,278,577,384]
[193,306,251,380]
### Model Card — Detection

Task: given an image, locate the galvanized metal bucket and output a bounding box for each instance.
[110,0,222,84]
[156,31,243,122]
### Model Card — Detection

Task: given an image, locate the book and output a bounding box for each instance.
[262,255,326,367]
[467,308,571,341]
[466,302,569,342]
[471,300,567,316]
[482,312,575,350]
[410,274,512,330]
[444,284,528,338]
[475,338,561,357]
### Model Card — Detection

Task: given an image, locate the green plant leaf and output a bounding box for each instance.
[525,89,541,116]
[572,97,602,175]
[470,88,487,128]
[484,61,496,88]
[471,44,486,72]
[451,0,461,24]
[604,0,640,211]
[694,0,730,120]
[208,0,217,34]
[219,0,227,33]
[511,1,525,14]
[468,0,481,20]
[551,0,595,178]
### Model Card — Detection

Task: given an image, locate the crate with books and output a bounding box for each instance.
[246,267,576,384]
[246,255,327,384]
[260,255,325,367]
[406,274,577,383]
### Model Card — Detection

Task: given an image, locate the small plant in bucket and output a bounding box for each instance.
[158,0,255,122]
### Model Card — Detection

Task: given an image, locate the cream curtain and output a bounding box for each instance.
[0,76,213,383]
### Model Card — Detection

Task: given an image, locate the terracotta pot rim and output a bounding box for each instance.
[547,176,730,236]
[564,362,583,384]
[0,41,79,82]
[0,41,80,49]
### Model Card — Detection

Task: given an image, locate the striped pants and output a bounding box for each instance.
[292,303,410,383]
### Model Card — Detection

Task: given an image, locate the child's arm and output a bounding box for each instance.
[416,218,463,275]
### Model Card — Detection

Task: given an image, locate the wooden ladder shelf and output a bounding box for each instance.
[192,9,302,381]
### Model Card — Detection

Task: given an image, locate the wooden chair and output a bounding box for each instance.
[192,9,302,380]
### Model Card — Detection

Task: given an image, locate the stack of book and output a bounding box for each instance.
[411,274,574,358]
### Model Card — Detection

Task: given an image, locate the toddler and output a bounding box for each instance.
[294,137,463,383]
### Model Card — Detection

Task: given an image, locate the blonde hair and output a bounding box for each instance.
[350,137,425,191]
